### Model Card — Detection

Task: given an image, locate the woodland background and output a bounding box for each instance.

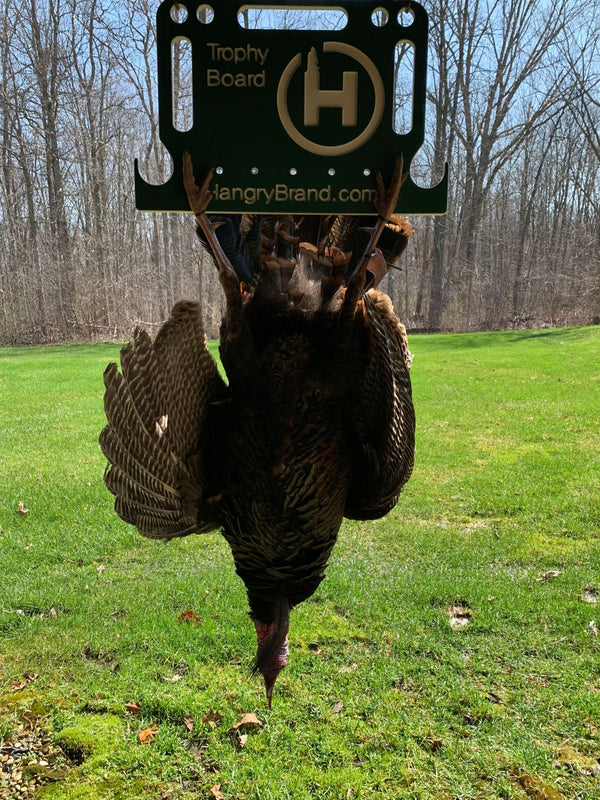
[0,0,598,344]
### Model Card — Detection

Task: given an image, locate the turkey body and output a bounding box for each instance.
[100,208,416,705]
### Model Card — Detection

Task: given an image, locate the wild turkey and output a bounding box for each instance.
[100,154,416,706]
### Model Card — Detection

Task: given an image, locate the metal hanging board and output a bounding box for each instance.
[135,0,448,215]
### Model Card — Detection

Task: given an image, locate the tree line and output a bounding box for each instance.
[0,0,598,344]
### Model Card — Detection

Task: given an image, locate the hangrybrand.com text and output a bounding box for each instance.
[211,184,378,205]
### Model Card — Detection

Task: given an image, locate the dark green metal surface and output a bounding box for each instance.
[135,0,447,215]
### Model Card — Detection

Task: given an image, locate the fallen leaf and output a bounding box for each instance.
[16,502,29,515]
[24,543,33,550]
[182,716,194,732]
[161,673,184,683]
[125,701,141,716]
[586,620,598,637]
[230,730,248,750]
[536,570,561,582]
[448,604,472,629]
[340,663,358,673]
[138,724,158,743]
[232,712,262,731]
[202,709,224,729]
[582,587,598,604]
[12,672,38,692]
[308,641,323,654]
[177,610,201,626]
[96,564,105,575]
[422,734,443,752]
[332,701,344,714]
[210,785,226,800]
[228,712,263,748]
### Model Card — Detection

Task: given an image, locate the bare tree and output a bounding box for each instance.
[0,0,598,343]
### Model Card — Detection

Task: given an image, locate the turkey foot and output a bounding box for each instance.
[342,154,406,316]
[182,152,239,290]
[183,152,241,324]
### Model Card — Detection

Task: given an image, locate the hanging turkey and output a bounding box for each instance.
[100,154,416,706]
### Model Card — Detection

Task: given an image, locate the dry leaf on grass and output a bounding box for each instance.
[447,604,472,629]
[229,713,262,748]
[332,701,344,714]
[161,673,184,683]
[586,620,598,637]
[125,701,141,716]
[96,564,105,575]
[16,502,29,515]
[177,610,201,626]
[202,709,224,729]
[182,716,194,732]
[210,785,226,800]
[138,724,158,743]
[582,587,598,604]
[12,672,38,692]
[420,733,444,752]
[536,570,561,582]
[231,730,248,750]
[232,712,262,731]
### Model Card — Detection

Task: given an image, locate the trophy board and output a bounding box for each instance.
[135,1,448,215]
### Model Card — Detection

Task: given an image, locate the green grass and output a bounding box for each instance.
[1,327,599,799]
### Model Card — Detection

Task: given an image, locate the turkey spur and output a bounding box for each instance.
[100,154,416,706]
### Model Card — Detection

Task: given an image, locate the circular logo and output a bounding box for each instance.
[276,42,385,156]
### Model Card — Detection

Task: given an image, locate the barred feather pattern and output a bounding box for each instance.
[100,212,416,633]
[100,300,226,539]
[344,290,415,520]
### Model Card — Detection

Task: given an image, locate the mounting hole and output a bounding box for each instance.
[170,3,188,23]
[289,167,297,176]
[215,166,224,175]
[363,168,371,176]
[371,8,389,26]
[197,4,214,22]
[398,6,415,26]
[328,168,336,176]
[251,167,259,175]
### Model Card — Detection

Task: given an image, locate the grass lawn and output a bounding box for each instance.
[1,326,599,799]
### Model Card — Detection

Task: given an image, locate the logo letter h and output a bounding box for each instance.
[303,47,358,127]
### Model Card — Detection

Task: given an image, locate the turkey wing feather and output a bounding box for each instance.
[344,290,415,520]
[100,300,226,539]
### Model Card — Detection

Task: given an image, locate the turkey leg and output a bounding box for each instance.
[182,153,242,319]
[341,155,406,317]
